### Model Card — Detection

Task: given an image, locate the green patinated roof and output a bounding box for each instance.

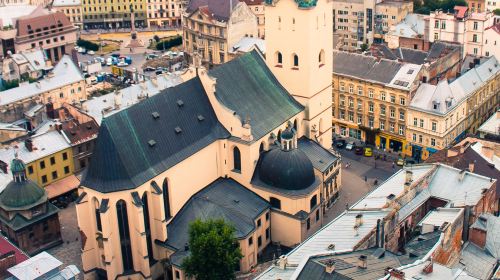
[0,180,46,211]
[209,50,304,140]
[10,158,25,174]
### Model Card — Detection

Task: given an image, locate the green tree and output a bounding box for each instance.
[360,43,369,52]
[182,219,242,280]
[494,8,500,15]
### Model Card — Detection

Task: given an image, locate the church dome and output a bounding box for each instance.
[10,158,25,174]
[258,148,315,191]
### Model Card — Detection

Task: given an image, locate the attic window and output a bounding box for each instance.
[152,111,160,119]
[407,69,414,74]
[177,99,184,107]
[197,114,205,121]
[175,127,182,134]
[148,140,156,147]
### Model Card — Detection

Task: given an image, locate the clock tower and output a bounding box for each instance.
[265,0,333,148]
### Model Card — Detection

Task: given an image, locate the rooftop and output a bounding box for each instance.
[398,261,478,280]
[9,48,49,72]
[52,0,81,6]
[7,251,61,280]
[0,4,37,28]
[457,242,497,280]
[388,13,425,38]
[478,110,500,136]
[186,0,239,22]
[0,55,83,106]
[297,137,339,173]
[230,36,266,54]
[418,208,463,227]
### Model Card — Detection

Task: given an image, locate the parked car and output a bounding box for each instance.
[364,147,373,157]
[117,61,128,67]
[106,57,113,66]
[396,157,405,166]
[144,66,155,72]
[87,50,95,55]
[354,146,363,155]
[345,141,354,150]
[335,139,346,149]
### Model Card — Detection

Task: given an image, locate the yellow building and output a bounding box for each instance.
[52,0,83,28]
[82,0,147,29]
[0,130,74,188]
[182,0,258,66]
[332,51,422,154]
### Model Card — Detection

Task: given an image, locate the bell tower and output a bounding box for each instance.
[265,0,333,148]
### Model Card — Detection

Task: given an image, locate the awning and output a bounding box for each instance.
[45,175,80,199]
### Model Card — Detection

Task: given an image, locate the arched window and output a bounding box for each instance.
[259,142,265,153]
[233,146,241,172]
[163,179,171,219]
[142,193,155,264]
[94,198,102,232]
[319,49,325,65]
[270,197,281,209]
[293,54,299,67]
[293,119,298,132]
[277,130,282,142]
[310,195,317,209]
[276,51,283,65]
[116,200,134,272]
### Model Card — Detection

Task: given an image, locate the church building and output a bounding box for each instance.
[76,0,338,279]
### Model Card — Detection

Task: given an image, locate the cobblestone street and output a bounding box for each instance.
[48,203,83,273]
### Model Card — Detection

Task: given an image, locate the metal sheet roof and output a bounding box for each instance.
[209,50,304,141]
[458,242,497,280]
[418,208,463,227]
[297,137,339,172]
[8,251,62,280]
[81,77,230,193]
[166,178,269,266]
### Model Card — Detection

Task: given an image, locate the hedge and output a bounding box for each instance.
[156,36,182,51]
[77,39,99,51]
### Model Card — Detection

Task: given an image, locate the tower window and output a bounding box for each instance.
[116,200,134,272]
[270,197,281,209]
[233,146,241,172]
[276,51,282,65]
[293,54,299,67]
[319,50,325,66]
[163,179,172,219]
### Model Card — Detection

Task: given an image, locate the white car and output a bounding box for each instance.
[117,61,128,67]
[77,47,86,53]
[346,142,354,150]
[87,50,95,55]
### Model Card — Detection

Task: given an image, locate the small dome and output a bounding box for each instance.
[0,180,46,210]
[10,158,25,174]
[258,148,315,190]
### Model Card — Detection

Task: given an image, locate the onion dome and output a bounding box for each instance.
[0,158,46,211]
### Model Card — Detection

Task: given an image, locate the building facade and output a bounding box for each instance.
[468,0,486,12]
[145,0,182,27]
[483,23,500,58]
[332,51,422,154]
[52,0,83,28]
[182,0,258,66]
[82,0,147,29]
[332,0,413,51]
[241,0,265,38]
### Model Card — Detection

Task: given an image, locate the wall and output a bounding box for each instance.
[26,147,74,187]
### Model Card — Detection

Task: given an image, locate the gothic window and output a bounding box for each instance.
[142,193,155,264]
[233,146,241,172]
[310,195,317,209]
[277,130,282,142]
[163,179,171,219]
[259,142,264,153]
[293,54,299,67]
[116,200,134,272]
[276,51,282,65]
[293,119,298,131]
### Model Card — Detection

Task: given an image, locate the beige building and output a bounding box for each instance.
[332,0,413,51]
[1,48,50,82]
[241,0,265,38]
[407,55,500,161]
[182,0,258,66]
[427,7,495,57]
[486,0,499,11]
[52,0,83,28]
[484,23,500,58]
[77,0,338,279]
[146,0,182,27]
[0,55,87,123]
[332,51,422,154]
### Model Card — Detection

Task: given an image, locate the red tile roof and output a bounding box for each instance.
[486,23,500,35]
[16,8,73,37]
[0,237,29,264]
[454,6,468,19]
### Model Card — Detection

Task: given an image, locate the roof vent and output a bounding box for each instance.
[152,111,160,119]
[233,199,239,203]
[197,114,205,121]
[148,140,156,147]
[358,255,368,269]
[327,244,336,250]
[177,99,184,107]
[175,126,182,134]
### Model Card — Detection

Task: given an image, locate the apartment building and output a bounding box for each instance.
[241,0,265,38]
[407,56,500,161]
[182,0,257,66]
[82,0,147,29]
[146,0,182,27]
[332,0,413,51]
[468,0,486,12]
[427,7,495,57]
[52,0,83,28]
[486,0,499,11]
[332,51,422,153]
[385,13,428,50]
[484,23,500,58]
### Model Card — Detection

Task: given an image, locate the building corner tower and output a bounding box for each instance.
[264,0,333,148]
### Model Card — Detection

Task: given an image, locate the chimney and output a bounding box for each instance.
[278,255,288,270]
[389,268,405,279]
[404,182,411,192]
[386,194,396,205]
[355,214,364,227]
[357,255,367,269]
[114,90,122,109]
[422,259,434,274]
[405,170,413,184]
[325,260,336,274]
[469,160,476,173]
[459,169,466,181]
[25,139,33,152]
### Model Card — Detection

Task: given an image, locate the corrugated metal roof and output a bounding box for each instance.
[166,178,269,266]
[209,50,304,141]
[8,251,62,280]
[286,210,389,265]
[397,188,431,222]
[81,77,230,193]
[418,208,463,227]
[477,109,499,136]
[458,242,497,280]
[297,137,339,172]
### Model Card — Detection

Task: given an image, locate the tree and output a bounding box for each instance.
[182,219,242,280]
[494,8,500,15]
[360,43,369,52]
